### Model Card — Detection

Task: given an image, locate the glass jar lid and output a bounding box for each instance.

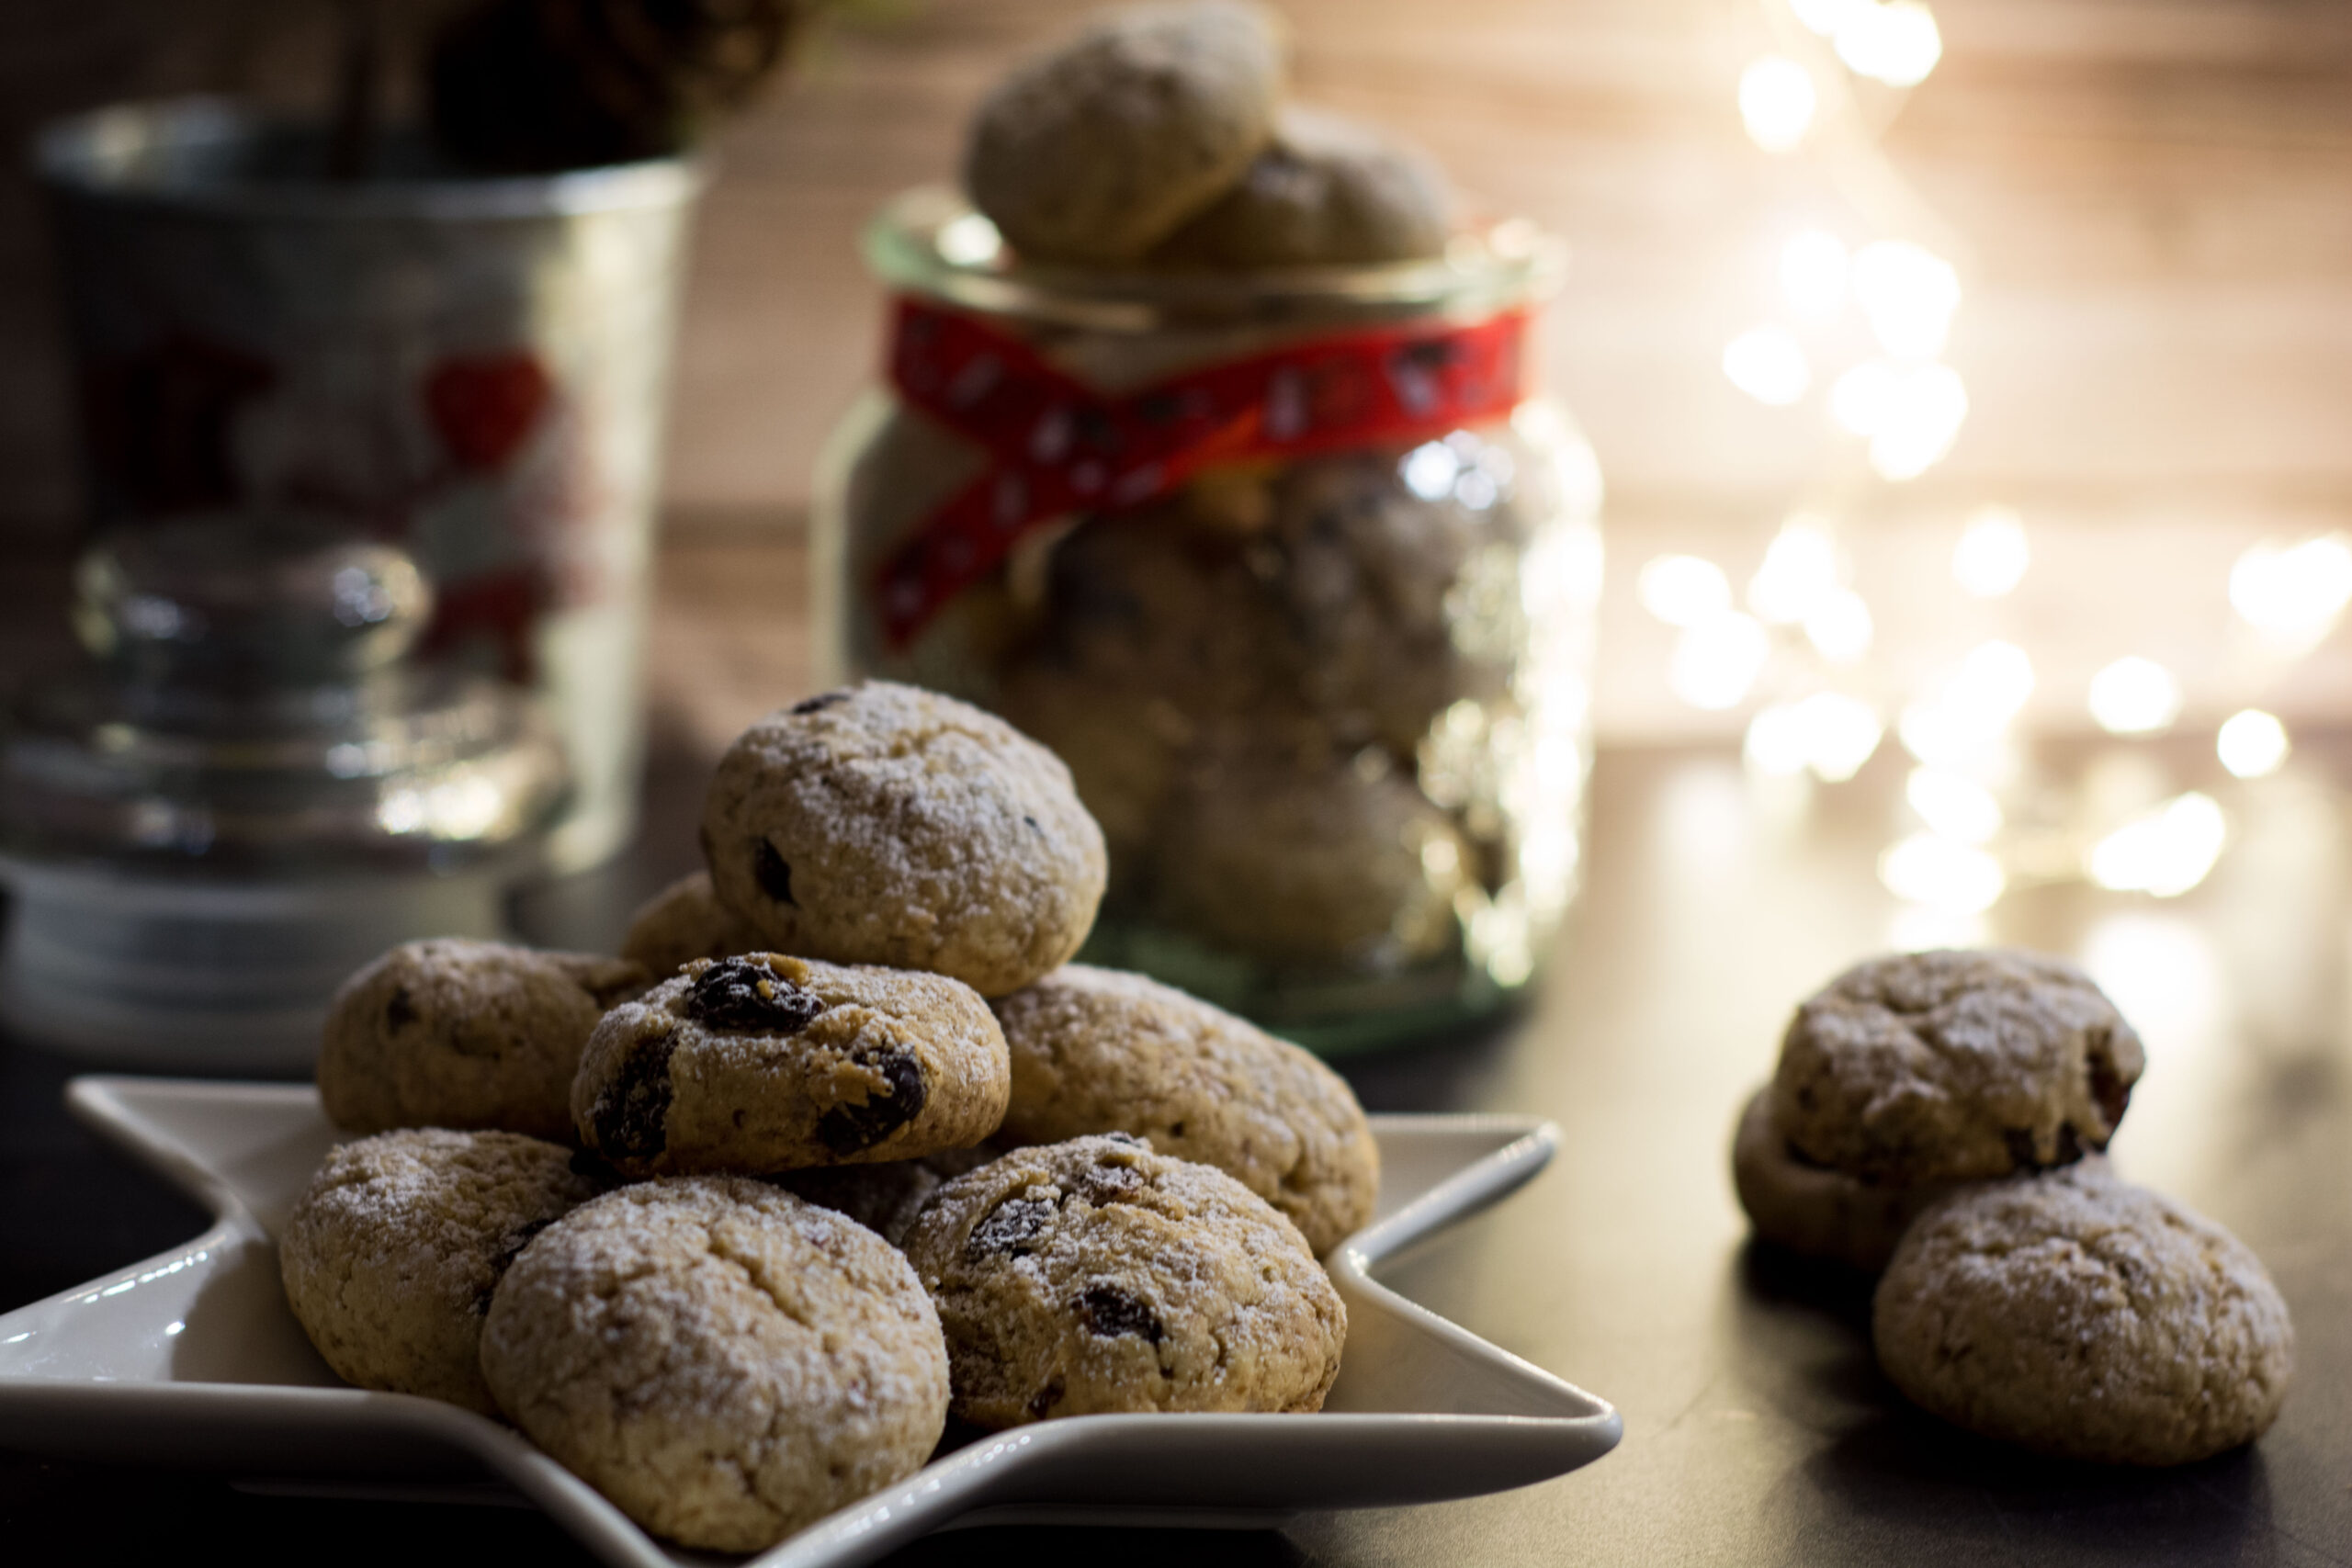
[0,513,568,878]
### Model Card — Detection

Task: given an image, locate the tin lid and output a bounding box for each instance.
[0,513,570,879]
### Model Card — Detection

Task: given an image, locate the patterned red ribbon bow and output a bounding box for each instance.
[875,297,1532,647]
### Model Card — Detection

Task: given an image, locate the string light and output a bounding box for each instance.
[1748,518,1840,624]
[1739,56,1818,152]
[1723,325,1811,405]
[1781,230,1849,317]
[1867,364,1969,480]
[2086,657,2182,736]
[1851,240,1961,360]
[2230,536,2352,647]
[1803,589,1873,662]
[1638,555,1732,626]
[2217,710,2290,779]
[1906,767,2003,843]
[2087,794,2226,897]
[1670,613,1770,710]
[1834,1,1943,88]
[1952,506,2030,596]
[1880,832,2005,912]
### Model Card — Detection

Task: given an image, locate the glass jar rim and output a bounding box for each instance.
[864,186,1567,333]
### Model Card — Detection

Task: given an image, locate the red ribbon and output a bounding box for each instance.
[874,297,1531,648]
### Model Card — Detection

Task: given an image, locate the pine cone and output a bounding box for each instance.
[430,0,810,173]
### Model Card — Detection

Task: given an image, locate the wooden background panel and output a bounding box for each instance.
[6,0,2352,739]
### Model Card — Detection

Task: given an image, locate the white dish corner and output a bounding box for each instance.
[0,1077,1621,1568]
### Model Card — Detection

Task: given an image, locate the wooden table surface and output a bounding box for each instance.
[6,529,2351,1566]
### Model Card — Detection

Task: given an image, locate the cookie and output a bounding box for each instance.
[318,939,649,1143]
[1771,949,2144,1185]
[1149,740,1464,968]
[1873,1163,2294,1465]
[773,1145,998,1249]
[901,1134,1346,1427]
[619,871,760,978]
[1261,448,1514,757]
[571,953,1010,1178]
[278,1128,600,1414]
[480,1178,949,1551]
[1731,1086,1958,1273]
[1149,106,1453,268]
[700,682,1106,997]
[964,1,1284,265]
[992,964,1378,1254]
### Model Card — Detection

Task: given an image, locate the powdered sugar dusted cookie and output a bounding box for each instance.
[965,1,1284,264]
[1873,1163,2294,1465]
[318,939,648,1143]
[279,1128,601,1414]
[902,1134,1345,1428]
[1150,106,1453,268]
[1772,949,2143,1184]
[619,871,759,978]
[571,953,1010,1178]
[1730,1086,1959,1273]
[992,964,1377,1254]
[480,1178,949,1551]
[700,682,1106,997]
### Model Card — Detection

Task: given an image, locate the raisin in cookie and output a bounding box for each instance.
[480,1178,949,1551]
[619,871,759,978]
[1149,106,1453,268]
[700,682,1106,998]
[965,1,1283,265]
[1771,949,2143,1185]
[1730,1087,1961,1273]
[992,964,1378,1254]
[319,940,648,1143]
[901,1134,1345,1427]
[571,953,1010,1178]
[1873,1163,2294,1465]
[279,1129,600,1414]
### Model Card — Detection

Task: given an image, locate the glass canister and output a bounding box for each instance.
[814,189,1603,1052]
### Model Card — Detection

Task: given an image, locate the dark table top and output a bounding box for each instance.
[6,739,2349,1567]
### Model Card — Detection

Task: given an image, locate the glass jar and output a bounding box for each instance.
[814,189,1603,1053]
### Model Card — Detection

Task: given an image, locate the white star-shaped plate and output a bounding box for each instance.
[0,1078,1620,1565]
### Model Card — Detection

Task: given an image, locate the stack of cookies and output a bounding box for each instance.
[964,0,1453,271]
[281,680,1375,1551]
[1734,949,2296,1466]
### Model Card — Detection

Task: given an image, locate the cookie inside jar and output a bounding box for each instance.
[817,179,1599,1056]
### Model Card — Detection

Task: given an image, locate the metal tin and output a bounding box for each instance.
[36,98,704,873]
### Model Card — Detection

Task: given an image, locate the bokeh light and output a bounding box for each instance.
[2087,793,2226,897]
[1748,518,1840,624]
[1880,832,2005,911]
[1781,230,1849,317]
[1831,360,1971,478]
[2230,535,2352,648]
[1638,555,1732,626]
[1905,767,2003,842]
[2217,710,2290,779]
[1952,505,2030,596]
[1749,693,1884,781]
[2086,656,2182,736]
[1740,56,1818,153]
[1834,1,1943,88]
[1670,613,1770,710]
[1851,240,1961,360]
[1803,589,1874,663]
[1723,325,1811,405]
